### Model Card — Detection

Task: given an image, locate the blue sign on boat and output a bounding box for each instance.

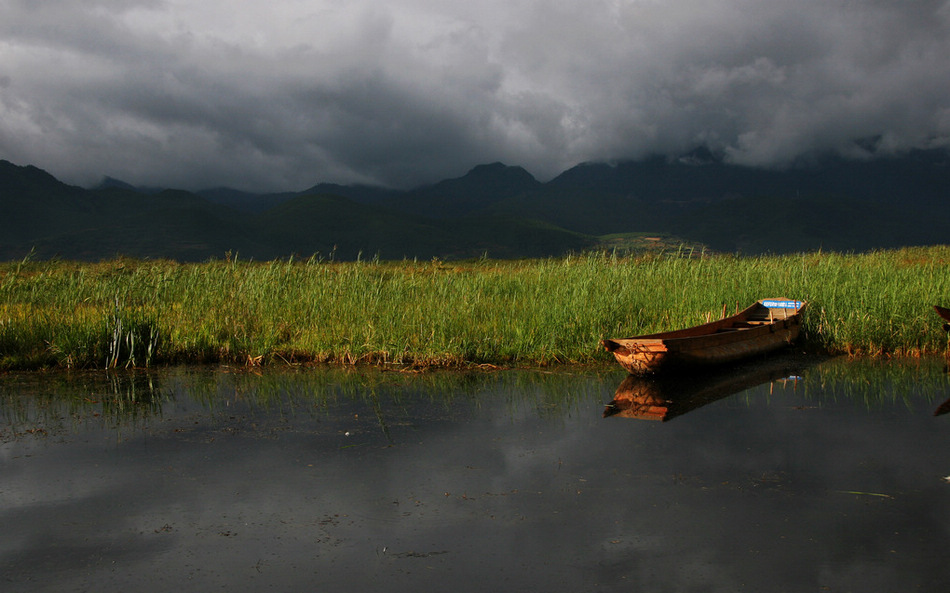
[763,299,802,309]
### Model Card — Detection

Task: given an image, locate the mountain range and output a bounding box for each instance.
[2,147,948,262]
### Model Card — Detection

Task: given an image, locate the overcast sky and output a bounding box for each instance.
[2,0,949,192]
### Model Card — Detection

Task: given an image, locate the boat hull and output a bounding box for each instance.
[602,299,805,375]
[934,305,950,332]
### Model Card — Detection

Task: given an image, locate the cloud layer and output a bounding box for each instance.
[2,0,949,191]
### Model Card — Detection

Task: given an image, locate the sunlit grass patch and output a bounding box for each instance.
[2,246,950,369]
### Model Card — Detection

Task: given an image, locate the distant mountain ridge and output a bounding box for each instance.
[3,147,949,261]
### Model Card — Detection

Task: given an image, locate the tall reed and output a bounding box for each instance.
[2,247,949,370]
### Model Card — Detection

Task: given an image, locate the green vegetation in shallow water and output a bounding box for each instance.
[1,247,950,370]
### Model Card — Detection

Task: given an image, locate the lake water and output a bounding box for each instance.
[2,355,950,592]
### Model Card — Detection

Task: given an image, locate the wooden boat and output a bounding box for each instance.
[602,298,805,375]
[934,305,950,332]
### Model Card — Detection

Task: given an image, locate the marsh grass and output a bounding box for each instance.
[2,247,950,370]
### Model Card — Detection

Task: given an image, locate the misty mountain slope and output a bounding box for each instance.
[547,148,950,207]
[397,163,542,218]
[546,156,779,202]
[197,187,297,213]
[297,183,403,206]
[484,186,673,236]
[0,160,102,249]
[257,192,592,260]
[438,214,595,259]
[255,193,456,260]
[2,149,949,262]
[31,188,262,261]
[673,194,950,254]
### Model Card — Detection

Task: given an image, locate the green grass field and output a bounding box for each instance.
[2,246,949,370]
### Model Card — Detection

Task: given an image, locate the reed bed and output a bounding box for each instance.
[1,246,949,370]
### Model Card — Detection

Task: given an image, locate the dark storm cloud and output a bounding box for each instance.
[1,0,948,191]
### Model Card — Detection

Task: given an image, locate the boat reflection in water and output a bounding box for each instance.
[604,358,808,422]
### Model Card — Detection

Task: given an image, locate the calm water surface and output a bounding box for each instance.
[2,355,950,592]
